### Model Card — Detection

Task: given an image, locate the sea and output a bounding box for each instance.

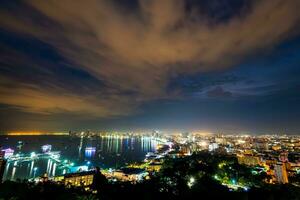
[0,135,159,181]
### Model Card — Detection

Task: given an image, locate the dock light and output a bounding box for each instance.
[85,147,96,157]
[87,161,91,165]
[30,152,36,158]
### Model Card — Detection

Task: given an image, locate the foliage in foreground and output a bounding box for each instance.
[1,152,300,200]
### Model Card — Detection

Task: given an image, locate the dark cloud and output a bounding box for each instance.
[206,86,232,98]
[0,0,300,126]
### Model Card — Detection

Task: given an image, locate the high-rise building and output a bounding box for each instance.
[274,162,289,184]
[208,143,219,152]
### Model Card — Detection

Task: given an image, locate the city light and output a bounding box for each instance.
[2,148,14,158]
[85,147,96,158]
[218,162,226,169]
[30,152,36,158]
[199,141,207,147]
[231,179,236,185]
[187,177,195,188]
[41,145,52,153]
[1,0,300,198]
[2,131,300,196]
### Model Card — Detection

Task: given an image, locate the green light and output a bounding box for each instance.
[251,170,258,175]
[218,162,226,169]
[187,177,195,188]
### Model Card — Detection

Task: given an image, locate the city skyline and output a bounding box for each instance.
[1,0,300,134]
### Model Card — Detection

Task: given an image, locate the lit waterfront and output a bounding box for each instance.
[0,135,160,181]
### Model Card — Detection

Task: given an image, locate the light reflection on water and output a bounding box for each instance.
[0,135,159,181]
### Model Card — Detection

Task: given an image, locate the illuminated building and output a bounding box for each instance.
[112,168,148,182]
[198,140,209,150]
[38,173,49,182]
[274,162,289,184]
[156,144,170,152]
[2,148,14,158]
[208,143,219,152]
[243,149,254,155]
[253,141,269,150]
[146,163,162,172]
[215,137,227,145]
[237,154,261,166]
[54,171,95,188]
[41,145,52,153]
[272,145,281,151]
[179,145,191,155]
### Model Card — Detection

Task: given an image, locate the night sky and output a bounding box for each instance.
[0,0,300,134]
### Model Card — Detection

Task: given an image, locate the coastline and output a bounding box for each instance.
[0,132,69,136]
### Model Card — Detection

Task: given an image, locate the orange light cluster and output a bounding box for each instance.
[6,132,68,136]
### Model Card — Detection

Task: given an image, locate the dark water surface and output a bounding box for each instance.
[0,135,158,180]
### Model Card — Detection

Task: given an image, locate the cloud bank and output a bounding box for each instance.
[0,0,300,117]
